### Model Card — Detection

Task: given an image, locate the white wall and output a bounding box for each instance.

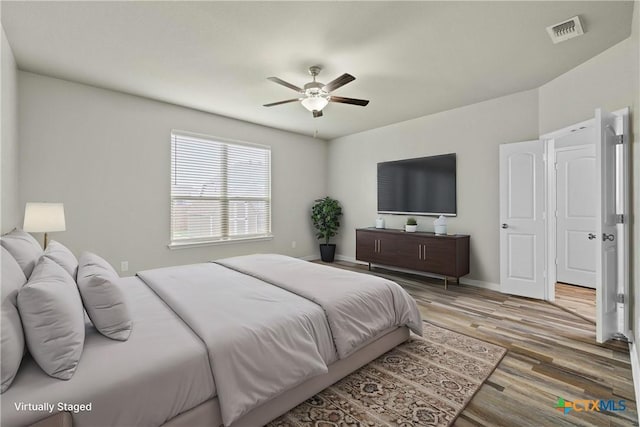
[539,37,635,135]
[327,89,539,286]
[1,25,19,233]
[18,72,327,273]
[538,5,638,342]
[630,0,640,363]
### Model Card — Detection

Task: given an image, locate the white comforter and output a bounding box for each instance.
[216,254,423,358]
[138,255,422,426]
[137,263,334,426]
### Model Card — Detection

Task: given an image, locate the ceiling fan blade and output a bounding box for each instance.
[313,110,323,118]
[329,96,369,106]
[267,77,303,92]
[263,98,300,107]
[322,73,355,92]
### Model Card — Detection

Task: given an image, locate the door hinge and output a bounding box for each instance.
[616,214,624,224]
[617,293,625,304]
[615,135,624,145]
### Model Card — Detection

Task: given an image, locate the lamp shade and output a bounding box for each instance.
[23,203,66,233]
[301,96,328,112]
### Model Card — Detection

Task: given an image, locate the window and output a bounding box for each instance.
[170,131,271,247]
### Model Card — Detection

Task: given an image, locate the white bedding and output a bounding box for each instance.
[1,277,214,427]
[216,254,423,358]
[137,262,336,426]
[138,256,422,426]
[3,255,422,427]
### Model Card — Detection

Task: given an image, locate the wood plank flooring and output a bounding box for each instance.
[555,282,597,324]
[322,261,636,426]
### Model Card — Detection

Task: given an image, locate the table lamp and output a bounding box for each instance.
[23,202,66,248]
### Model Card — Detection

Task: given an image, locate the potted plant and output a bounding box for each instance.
[311,196,343,262]
[405,217,418,233]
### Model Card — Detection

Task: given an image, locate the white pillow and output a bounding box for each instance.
[0,229,43,278]
[18,257,85,380]
[1,247,27,393]
[43,240,78,280]
[77,252,132,341]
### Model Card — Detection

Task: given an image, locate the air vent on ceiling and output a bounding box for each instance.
[546,16,584,44]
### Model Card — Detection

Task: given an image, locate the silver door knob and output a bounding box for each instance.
[588,233,596,240]
[501,224,509,229]
[603,233,615,241]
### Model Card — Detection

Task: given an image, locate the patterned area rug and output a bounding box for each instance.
[269,322,506,427]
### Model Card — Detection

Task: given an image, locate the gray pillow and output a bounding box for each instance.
[18,257,85,380]
[43,240,78,280]
[0,229,43,278]
[1,247,27,393]
[77,252,132,341]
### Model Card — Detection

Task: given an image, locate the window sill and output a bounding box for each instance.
[167,234,274,250]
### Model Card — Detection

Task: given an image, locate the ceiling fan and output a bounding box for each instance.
[263,66,369,118]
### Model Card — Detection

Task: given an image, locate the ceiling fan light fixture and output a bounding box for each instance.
[265,67,369,117]
[301,96,329,112]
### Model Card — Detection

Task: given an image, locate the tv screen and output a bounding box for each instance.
[377,154,457,216]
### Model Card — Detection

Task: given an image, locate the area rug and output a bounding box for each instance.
[268,322,506,427]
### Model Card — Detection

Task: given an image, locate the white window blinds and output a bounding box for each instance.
[170,131,271,245]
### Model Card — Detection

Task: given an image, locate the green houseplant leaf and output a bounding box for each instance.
[311,197,343,245]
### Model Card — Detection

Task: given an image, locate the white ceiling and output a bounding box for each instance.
[2,1,633,140]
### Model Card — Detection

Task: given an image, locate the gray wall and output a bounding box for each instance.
[1,25,19,233]
[18,72,328,273]
[327,89,539,287]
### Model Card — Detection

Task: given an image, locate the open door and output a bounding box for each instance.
[595,108,627,343]
[499,140,546,299]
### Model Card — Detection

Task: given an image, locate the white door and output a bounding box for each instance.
[556,144,596,288]
[499,140,546,299]
[595,108,619,343]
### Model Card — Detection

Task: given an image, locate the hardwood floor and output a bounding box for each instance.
[555,282,596,324]
[324,261,636,426]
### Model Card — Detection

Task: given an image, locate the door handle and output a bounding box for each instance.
[603,234,615,242]
[501,223,509,229]
[418,245,422,260]
[423,244,427,259]
[588,233,596,240]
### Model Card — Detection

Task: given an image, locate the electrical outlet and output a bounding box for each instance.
[291,241,297,249]
[120,261,129,272]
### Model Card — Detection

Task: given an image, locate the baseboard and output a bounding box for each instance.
[629,340,640,425]
[334,255,500,291]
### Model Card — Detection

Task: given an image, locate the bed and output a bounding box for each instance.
[1,253,422,427]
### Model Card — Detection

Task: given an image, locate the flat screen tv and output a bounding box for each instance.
[377,153,457,216]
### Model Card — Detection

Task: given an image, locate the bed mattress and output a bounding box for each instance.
[1,277,215,427]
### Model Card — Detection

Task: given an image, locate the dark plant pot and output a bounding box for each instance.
[319,244,336,262]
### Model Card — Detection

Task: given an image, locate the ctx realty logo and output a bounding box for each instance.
[554,397,626,414]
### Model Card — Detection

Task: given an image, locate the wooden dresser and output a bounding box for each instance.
[355,228,470,289]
